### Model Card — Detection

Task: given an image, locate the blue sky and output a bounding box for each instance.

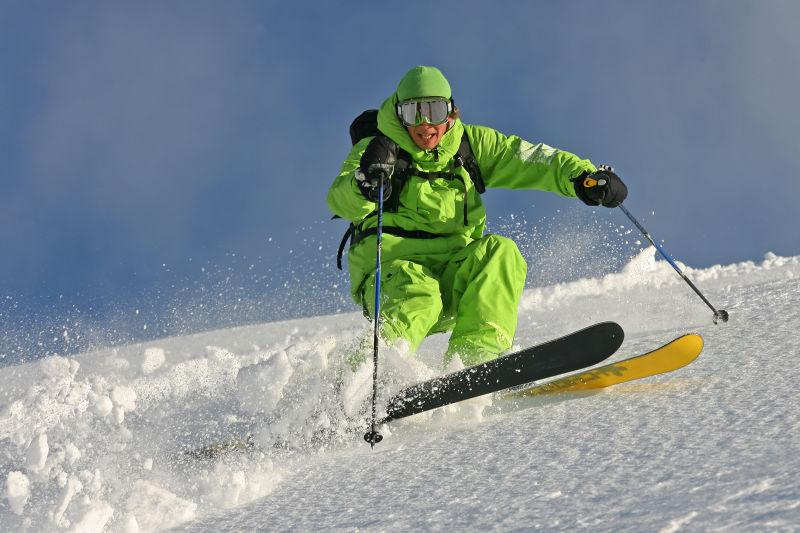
[1,1,798,359]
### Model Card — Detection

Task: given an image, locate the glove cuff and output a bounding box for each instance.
[572,171,601,206]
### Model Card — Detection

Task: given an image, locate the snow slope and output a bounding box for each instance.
[1,248,798,531]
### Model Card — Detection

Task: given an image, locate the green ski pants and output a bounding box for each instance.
[361,234,527,366]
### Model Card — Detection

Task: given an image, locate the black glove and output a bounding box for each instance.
[573,165,628,208]
[355,135,398,202]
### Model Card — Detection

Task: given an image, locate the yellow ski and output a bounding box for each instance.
[510,333,703,398]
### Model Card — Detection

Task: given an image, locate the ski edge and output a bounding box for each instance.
[379,321,624,424]
[508,333,704,398]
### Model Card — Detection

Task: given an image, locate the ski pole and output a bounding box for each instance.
[618,203,729,324]
[364,175,386,447]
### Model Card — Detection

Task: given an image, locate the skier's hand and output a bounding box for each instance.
[356,135,398,202]
[355,168,392,202]
[573,165,628,208]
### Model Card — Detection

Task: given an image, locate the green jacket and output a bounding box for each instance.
[328,93,596,301]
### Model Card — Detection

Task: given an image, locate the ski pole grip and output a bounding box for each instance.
[583,177,607,188]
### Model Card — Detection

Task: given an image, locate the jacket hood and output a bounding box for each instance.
[376,93,463,171]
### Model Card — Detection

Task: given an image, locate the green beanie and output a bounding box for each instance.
[396,66,452,101]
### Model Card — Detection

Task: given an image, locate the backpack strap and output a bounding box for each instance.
[383,150,413,212]
[336,220,447,270]
[455,132,485,193]
[336,222,355,270]
[350,225,444,247]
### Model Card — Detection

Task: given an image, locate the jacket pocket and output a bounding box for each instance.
[401,177,464,231]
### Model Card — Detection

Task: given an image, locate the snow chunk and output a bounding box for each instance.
[112,405,126,425]
[25,433,49,473]
[141,347,166,375]
[6,471,30,515]
[92,395,113,418]
[121,513,140,533]
[39,355,76,380]
[198,458,282,508]
[69,500,114,533]
[65,442,82,466]
[236,351,294,414]
[52,475,83,527]
[126,480,197,531]
[111,385,137,411]
[341,362,373,418]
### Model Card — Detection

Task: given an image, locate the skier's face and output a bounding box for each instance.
[407,120,449,150]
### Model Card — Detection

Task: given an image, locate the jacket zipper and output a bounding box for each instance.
[430,147,468,225]
[455,175,469,226]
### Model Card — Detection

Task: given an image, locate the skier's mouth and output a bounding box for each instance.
[408,122,445,150]
[416,130,438,146]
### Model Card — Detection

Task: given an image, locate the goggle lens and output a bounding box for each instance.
[397,99,451,126]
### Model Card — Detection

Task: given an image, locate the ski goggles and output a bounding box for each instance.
[396,98,453,127]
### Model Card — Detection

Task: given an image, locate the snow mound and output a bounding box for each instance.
[0,251,797,530]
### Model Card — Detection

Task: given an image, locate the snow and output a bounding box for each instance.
[5,471,30,515]
[91,395,114,418]
[66,500,114,533]
[52,475,83,528]
[125,480,197,531]
[236,350,295,414]
[1,247,798,531]
[24,433,49,473]
[140,348,165,375]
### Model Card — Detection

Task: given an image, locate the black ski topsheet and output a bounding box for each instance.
[380,321,624,423]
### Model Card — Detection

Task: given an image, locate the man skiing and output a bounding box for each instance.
[328,66,627,368]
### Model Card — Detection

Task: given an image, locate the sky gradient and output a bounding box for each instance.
[1,1,798,359]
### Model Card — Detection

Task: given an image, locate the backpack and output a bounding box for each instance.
[336,109,485,269]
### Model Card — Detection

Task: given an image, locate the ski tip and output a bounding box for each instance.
[590,321,624,339]
[609,321,625,341]
[596,321,625,351]
[683,333,704,354]
[653,333,704,360]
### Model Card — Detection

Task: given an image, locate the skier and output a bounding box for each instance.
[328,66,627,368]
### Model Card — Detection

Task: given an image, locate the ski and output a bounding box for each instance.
[508,333,703,398]
[380,321,624,423]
